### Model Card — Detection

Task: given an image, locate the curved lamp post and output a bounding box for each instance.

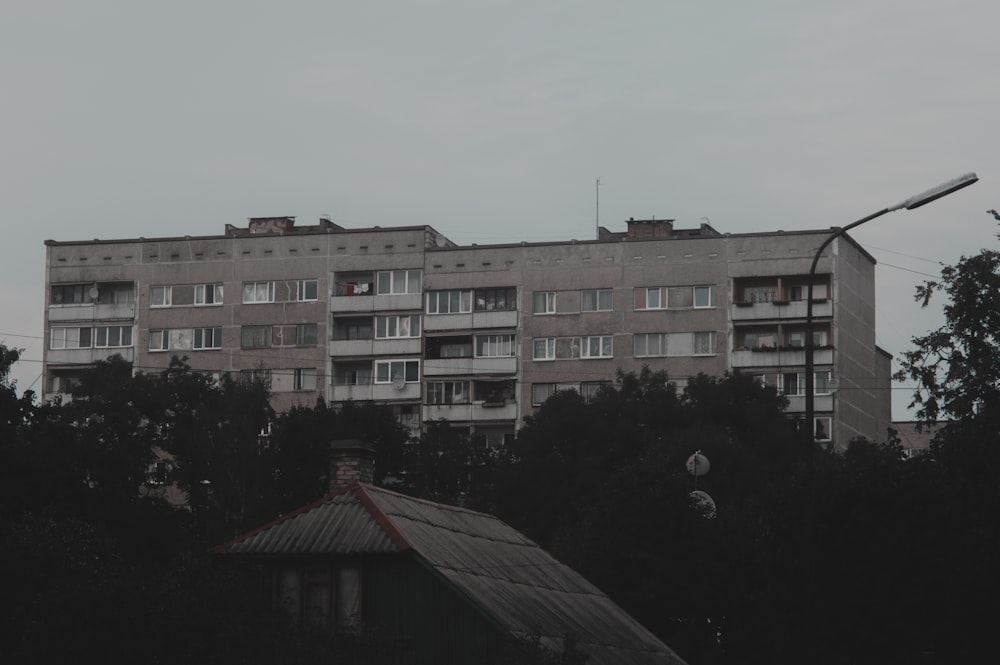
[803,172,979,450]
[801,172,977,662]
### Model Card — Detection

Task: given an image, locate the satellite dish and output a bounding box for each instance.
[690,490,717,519]
[686,452,710,477]
[88,286,100,300]
[392,375,406,391]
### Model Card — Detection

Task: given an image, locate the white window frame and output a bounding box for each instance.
[475,334,515,358]
[693,285,717,309]
[376,269,421,295]
[95,325,133,348]
[426,289,473,315]
[581,335,613,359]
[242,281,275,304]
[692,331,717,356]
[581,288,613,312]
[532,291,557,315]
[375,315,421,339]
[193,327,223,350]
[194,283,223,306]
[634,332,667,358]
[532,338,556,361]
[374,360,420,384]
[50,326,92,350]
[296,279,319,302]
[150,285,172,308]
[149,329,170,352]
[426,380,470,405]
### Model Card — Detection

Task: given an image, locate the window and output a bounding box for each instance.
[475,334,515,358]
[375,315,421,339]
[340,367,372,385]
[50,327,92,349]
[581,335,613,359]
[814,417,832,442]
[376,270,421,295]
[149,329,169,352]
[533,338,556,361]
[581,289,613,312]
[194,283,223,306]
[634,333,667,357]
[294,368,317,391]
[580,381,609,403]
[242,281,275,304]
[274,565,362,632]
[743,286,776,303]
[474,287,517,311]
[51,283,88,305]
[95,325,132,348]
[97,282,135,304]
[241,325,272,349]
[532,291,557,315]
[426,289,472,314]
[814,371,833,395]
[693,332,716,355]
[787,330,829,348]
[150,285,172,308]
[193,327,223,350]
[427,380,470,405]
[743,331,777,349]
[375,360,420,384]
[296,324,318,346]
[693,285,717,308]
[340,320,373,340]
[531,383,557,406]
[781,373,804,396]
[296,279,319,301]
[636,287,666,310]
[239,369,272,386]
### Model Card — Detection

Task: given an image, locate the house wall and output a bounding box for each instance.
[43,220,888,448]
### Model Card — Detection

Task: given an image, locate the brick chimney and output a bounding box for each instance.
[626,217,674,240]
[329,439,375,491]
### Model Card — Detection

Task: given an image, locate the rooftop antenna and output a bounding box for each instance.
[595,177,601,240]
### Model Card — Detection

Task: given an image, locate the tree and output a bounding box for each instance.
[895,236,1000,425]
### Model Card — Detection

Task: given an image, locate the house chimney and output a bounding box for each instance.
[329,439,375,491]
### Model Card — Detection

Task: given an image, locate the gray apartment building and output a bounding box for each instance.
[43,216,892,450]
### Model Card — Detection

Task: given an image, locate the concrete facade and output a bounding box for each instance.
[43,216,891,449]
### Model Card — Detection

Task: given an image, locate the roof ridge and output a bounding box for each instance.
[350,483,412,551]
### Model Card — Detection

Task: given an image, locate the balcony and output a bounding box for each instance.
[731,299,832,321]
[730,347,833,368]
[423,357,518,376]
[46,347,136,365]
[48,302,137,322]
[422,401,518,422]
[423,309,518,332]
[783,394,834,413]
[330,293,422,313]
[329,338,422,358]
[329,381,421,403]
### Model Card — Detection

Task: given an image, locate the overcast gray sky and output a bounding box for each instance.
[3,0,998,420]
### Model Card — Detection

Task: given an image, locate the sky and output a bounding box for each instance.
[2,0,998,420]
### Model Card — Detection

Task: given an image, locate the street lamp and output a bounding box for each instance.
[803,172,979,449]
[800,172,977,661]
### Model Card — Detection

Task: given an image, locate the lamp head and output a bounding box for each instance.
[899,172,979,210]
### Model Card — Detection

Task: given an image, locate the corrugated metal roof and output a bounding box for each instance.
[215,484,687,665]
